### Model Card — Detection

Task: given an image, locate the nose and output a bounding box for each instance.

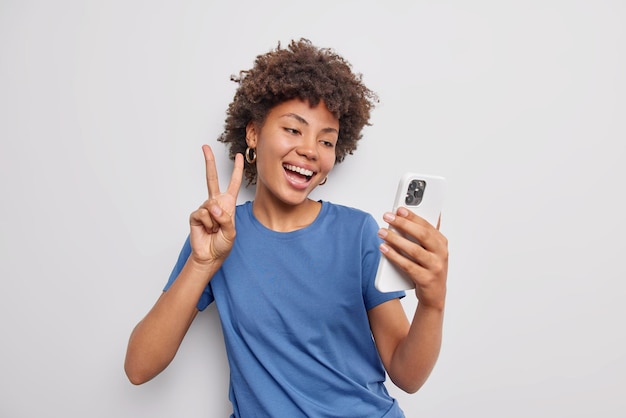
[296,136,318,160]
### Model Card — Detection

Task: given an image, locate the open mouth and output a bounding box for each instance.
[283,164,315,182]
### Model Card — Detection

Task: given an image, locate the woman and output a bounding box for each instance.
[125,39,448,418]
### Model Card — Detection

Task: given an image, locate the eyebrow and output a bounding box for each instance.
[280,113,339,134]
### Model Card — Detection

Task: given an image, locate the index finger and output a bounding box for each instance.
[202,145,220,198]
[393,207,439,249]
[397,206,438,230]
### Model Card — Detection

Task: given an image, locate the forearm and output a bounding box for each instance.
[124,258,220,384]
[388,303,444,393]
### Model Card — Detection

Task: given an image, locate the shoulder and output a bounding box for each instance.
[234,201,253,218]
[235,201,252,211]
[321,201,379,233]
[323,201,374,221]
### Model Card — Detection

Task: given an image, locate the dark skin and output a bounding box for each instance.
[124,146,243,384]
[124,100,448,393]
[218,39,377,185]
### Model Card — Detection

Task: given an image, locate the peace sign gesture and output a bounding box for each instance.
[188,145,244,266]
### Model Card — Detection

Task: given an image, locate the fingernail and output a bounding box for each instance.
[383,212,395,222]
[397,207,409,217]
[379,243,389,253]
[378,228,388,238]
[210,206,222,216]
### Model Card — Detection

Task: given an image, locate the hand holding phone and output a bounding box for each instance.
[374,173,447,293]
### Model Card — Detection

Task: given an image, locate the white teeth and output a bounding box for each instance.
[284,164,314,177]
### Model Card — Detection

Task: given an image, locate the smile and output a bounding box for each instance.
[283,164,314,181]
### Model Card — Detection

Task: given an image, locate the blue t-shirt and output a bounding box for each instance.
[165,201,406,417]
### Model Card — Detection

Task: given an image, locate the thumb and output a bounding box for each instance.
[209,203,236,238]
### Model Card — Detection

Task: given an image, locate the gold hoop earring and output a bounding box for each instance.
[245,147,256,164]
[319,176,328,186]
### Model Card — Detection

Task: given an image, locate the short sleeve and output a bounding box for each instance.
[361,215,405,310]
[163,235,214,311]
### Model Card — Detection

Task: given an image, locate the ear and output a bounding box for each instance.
[245,122,258,148]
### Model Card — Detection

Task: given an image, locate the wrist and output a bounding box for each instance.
[414,292,446,313]
[416,302,445,314]
[187,255,222,275]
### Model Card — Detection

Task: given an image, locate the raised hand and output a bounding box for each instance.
[188,145,244,266]
[379,208,448,310]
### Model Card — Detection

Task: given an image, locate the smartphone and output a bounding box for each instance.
[374,172,447,293]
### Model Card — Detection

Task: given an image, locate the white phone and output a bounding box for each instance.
[374,172,447,293]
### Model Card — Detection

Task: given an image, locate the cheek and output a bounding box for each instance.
[257,133,289,155]
[321,151,337,173]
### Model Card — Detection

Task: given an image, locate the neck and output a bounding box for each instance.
[252,196,321,232]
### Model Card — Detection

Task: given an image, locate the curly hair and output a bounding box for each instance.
[217,38,379,185]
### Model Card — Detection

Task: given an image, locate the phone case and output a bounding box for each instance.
[374,172,447,293]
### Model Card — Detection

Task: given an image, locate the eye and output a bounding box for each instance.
[284,127,300,135]
[320,139,336,148]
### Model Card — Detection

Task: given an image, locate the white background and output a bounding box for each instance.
[1,1,625,417]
